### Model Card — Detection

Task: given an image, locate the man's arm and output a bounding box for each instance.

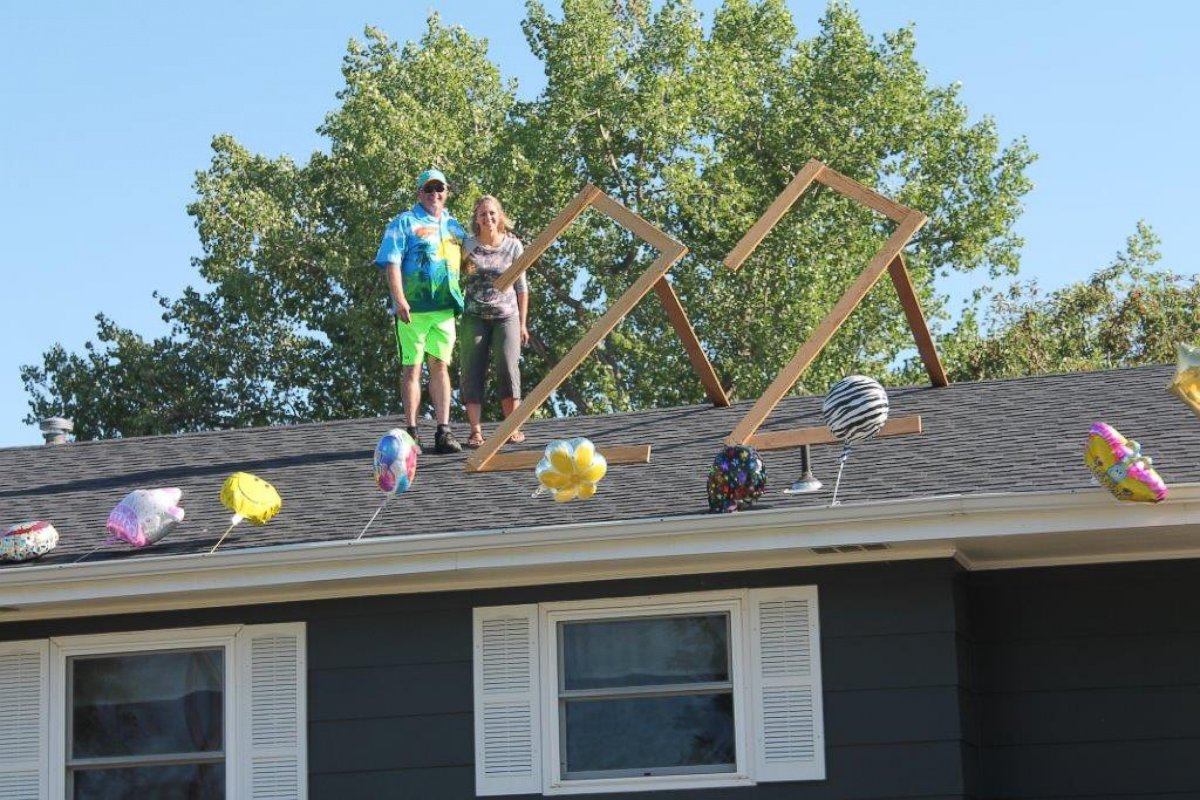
[385,263,411,323]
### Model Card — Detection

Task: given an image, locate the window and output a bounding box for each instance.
[0,623,305,800]
[473,587,823,796]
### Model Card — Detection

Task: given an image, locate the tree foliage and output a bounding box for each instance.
[24,0,1035,440]
[924,222,1200,382]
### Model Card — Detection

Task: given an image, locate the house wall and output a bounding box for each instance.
[1,558,971,799]
[968,558,1200,800]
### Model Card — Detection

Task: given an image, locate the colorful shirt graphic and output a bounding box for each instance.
[374,203,467,313]
[462,234,527,319]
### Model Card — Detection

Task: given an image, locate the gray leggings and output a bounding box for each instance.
[459,313,522,403]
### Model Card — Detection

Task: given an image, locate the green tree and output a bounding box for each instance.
[24,1,1034,439]
[924,222,1200,383]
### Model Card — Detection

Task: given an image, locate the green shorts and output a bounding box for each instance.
[394,308,457,367]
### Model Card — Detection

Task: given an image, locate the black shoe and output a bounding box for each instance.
[434,426,462,454]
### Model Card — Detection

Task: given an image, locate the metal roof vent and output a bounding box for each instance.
[39,416,74,445]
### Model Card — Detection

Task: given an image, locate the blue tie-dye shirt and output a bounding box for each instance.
[374,203,467,313]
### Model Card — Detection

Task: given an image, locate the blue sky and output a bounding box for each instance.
[1,1,1195,447]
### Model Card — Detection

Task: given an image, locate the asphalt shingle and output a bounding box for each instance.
[1,364,1196,567]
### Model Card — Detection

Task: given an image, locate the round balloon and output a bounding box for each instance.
[535,437,607,502]
[374,429,419,495]
[822,375,889,444]
[707,445,766,513]
[1084,422,1167,503]
[1,520,59,562]
[219,472,282,524]
[106,487,185,548]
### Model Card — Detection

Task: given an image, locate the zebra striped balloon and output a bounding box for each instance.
[821,375,889,444]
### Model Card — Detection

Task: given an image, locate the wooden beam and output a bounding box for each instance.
[816,166,911,223]
[887,254,949,387]
[724,159,825,271]
[467,248,685,472]
[589,192,681,254]
[469,444,653,473]
[653,278,729,407]
[746,415,922,451]
[726,211,928,445]
[494,184,602,292]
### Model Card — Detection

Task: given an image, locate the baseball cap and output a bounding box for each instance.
[416,168,448,191]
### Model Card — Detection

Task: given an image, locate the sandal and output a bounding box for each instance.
[466,429,485,449]
[508,429,526,444]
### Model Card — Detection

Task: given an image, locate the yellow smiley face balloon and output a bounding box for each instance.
[219,472,283,524]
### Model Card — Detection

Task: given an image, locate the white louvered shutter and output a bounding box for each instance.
[0,640,48,800]
[237,624,307,799]
[748,586,825,782]
[473,605,541,796]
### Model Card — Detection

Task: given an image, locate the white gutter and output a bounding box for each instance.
[2,485,1199,621]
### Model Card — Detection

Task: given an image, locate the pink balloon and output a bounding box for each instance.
[106,488,186,548]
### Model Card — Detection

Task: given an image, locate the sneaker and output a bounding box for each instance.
[434,426,462,454]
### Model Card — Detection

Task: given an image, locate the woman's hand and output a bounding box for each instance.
[520,325,530,347]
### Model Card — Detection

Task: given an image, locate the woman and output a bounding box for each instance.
[459,195,529,448]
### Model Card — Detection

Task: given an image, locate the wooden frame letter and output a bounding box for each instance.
[466,185,729,473]
[722,159,948,450]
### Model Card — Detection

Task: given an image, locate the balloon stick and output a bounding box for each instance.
[355,496,390,541]
[208,515,243,555]
[829,445,852,507]
[72,542,106,564]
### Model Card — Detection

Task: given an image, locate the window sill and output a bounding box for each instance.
[545,773,755,795]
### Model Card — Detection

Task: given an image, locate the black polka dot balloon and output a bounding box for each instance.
[821,375,889,444]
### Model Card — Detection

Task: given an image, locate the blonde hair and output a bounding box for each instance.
[470,195,514,237]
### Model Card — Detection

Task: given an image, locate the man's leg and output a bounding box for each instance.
[401,364,422,427]
[428,355,452,426]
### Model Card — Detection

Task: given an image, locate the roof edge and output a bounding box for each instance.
[3,485,1199,622]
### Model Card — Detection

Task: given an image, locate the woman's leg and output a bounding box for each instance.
[494,315,524,440]
[459,314,492,445]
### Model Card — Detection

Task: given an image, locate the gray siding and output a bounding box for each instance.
[969,559,1200,799]
[1,558,972,799]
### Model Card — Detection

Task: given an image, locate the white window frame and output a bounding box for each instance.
[49,626,241,799]
[540,591,754,795]
[11,622,310,800]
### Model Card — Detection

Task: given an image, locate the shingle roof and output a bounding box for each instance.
[1,364,1196,568]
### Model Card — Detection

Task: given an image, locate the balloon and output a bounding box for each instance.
[1168,342,1200,419]
[106,488,185,548]
[707,445,766,513]
[1084,422,1167,503]
[821,375,889,443]
[535,437,607,501]
[0,520,59,562]
[219,472,282,524]
[374,429,419,495]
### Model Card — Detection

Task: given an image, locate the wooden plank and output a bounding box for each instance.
[726,210,929,445]
[467,248,686,472]
[888,254,949,387]
[816,166,912,223]
[747,415,922,451]
[470,444,652,473]
[653,278,729,407]
[723,159,825,271]
[493,184,602,292]
[589,192,681,254]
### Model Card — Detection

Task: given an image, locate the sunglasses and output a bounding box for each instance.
[422,183,446,194]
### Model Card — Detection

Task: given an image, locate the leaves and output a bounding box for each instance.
[24,1,1036,439]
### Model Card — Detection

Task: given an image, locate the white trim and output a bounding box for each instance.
[48,626,240,799]
[533,589,767,794]
[2,486,1200,621]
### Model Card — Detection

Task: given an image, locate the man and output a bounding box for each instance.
[374,168,465,453]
